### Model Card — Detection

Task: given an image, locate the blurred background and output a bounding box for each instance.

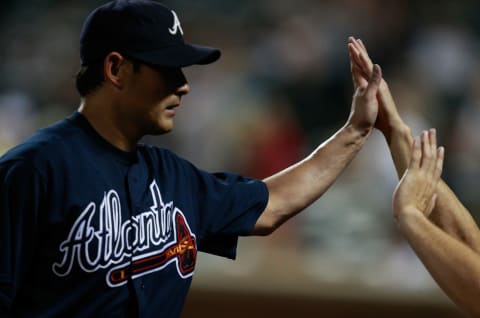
[1,0,479,317]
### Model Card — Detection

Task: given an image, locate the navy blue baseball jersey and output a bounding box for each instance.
[0,112,269,317]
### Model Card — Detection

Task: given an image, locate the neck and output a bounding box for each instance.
[78,95,140,152]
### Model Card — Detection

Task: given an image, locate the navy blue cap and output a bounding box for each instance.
[80,0,221,67]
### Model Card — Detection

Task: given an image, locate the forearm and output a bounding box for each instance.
[433,182,480,252]
[375,82,413,177]
[386,120,412,178]
[399,210,480,317]
[254,123,370,235]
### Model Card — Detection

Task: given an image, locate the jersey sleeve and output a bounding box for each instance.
[193,170,269,259]
[0,160,45,313]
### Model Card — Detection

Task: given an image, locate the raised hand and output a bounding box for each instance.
[392,129,444,221]
[347,63,382,133]
[347,37,404,140]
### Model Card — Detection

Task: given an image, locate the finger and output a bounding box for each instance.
[350,53,369,84]
[350,37,364,54]
[425,193,438,216]
[348,41,359,56]
[348,43,358,67]
[350,39,373,76]
[434,146,445,181]
[429,128,437,149]
[364,64,382,98]
[352,38,371,63]
[358,38,368,53]
[351,64,368,89]
[356,53,373,77]
[409,136,421,170]
[427,128,438,174]
[348,43,364,68]
[358,50,374,76]
[348,45,355,83]
[349,47,367,89]
[421,130,433,168]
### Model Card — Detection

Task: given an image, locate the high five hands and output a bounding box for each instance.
[347,36,444,221]
[347,45,382,134]
[348,36,403,141]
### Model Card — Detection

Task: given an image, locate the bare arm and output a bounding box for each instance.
[393,131,480,317]
[348,37,480,252]
[252,63,383,235]
[399,211,480,317]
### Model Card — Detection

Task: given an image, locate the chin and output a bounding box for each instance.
[143,116,175,135]
[148,124,174,135]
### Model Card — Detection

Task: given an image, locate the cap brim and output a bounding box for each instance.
[129,43,221,68]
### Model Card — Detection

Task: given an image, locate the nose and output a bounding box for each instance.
[170,68,189,97]
[177,82,190,97]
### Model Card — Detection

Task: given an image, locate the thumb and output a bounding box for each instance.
[365,64,382,98]
[424,193,438,217]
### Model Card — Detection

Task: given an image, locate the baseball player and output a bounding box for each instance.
[349,36,480,317]
[0,1,382,317]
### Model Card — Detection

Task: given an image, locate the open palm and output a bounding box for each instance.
[393,129,444,221]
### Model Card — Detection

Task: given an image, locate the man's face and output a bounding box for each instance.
[121,62,190,135]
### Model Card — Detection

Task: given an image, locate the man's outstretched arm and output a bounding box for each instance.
[252,64,382,235]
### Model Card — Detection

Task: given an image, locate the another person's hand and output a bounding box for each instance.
[392,129,444,221]
[348,37,405,141]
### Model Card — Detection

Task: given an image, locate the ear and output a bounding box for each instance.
[103,52,128,89]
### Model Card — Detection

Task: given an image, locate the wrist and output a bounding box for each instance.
[379,112,409,144]
[396,206,427,231]
[376,81,408,141]
[345,111,375,138]
[342,122,372,146]
[388,122,412,145]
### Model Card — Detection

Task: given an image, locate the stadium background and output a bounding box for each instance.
[1,1,479,317]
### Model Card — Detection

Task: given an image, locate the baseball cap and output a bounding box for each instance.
[79,0,221,67]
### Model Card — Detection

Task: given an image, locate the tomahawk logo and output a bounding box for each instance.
[168,10,183,35]
[52,180,196,287]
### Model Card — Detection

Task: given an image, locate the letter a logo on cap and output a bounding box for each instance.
[168,10,184,35]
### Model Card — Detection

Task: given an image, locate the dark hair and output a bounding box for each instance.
[75,57,142,97]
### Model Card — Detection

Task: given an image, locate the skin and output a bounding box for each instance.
[79,52,190,152]
[348,36,480,317]
[255,64,382,235]
[79,50,383,238]
[392,132,444,222]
